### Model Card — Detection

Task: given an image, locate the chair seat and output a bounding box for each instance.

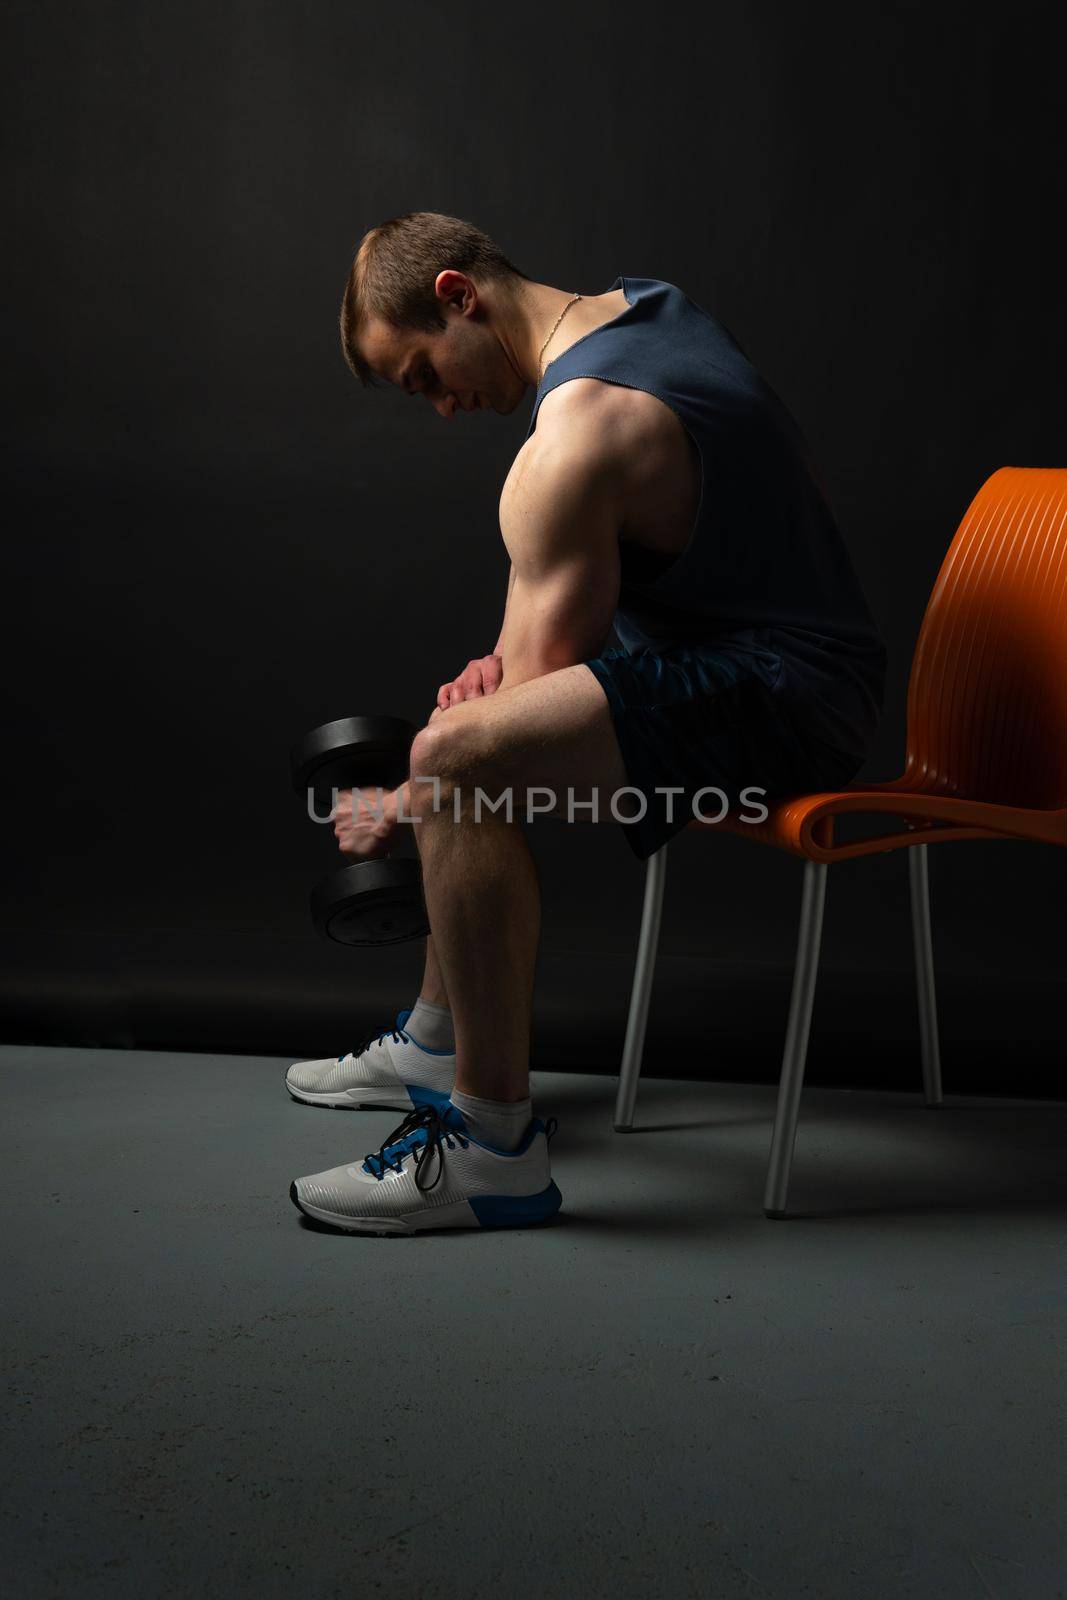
[699,778,1067,862]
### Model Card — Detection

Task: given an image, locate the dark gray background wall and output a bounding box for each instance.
[4,0,1065,1093]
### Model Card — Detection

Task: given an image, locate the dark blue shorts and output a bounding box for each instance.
[584,630,870,861]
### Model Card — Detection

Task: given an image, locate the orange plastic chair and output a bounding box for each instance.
[614,467,1067,1216]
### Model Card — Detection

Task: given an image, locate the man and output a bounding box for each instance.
[286,211,886,1236]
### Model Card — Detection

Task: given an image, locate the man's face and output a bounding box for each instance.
[358,308,527,420]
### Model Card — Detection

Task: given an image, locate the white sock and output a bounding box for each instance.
[406,997,455,1053]
[450,1089,533,1152]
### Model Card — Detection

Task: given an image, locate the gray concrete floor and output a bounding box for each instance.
[3,1044,1066,1599]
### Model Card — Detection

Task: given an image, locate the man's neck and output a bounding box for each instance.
[499,280,590,387]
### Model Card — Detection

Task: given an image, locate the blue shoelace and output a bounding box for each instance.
[362,1104,470,1193]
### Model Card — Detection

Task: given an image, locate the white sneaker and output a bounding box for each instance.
[289,1103,562,1236]
[285,1011,455,1112]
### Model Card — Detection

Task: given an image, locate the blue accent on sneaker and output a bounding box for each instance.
[471,1116,547,1156]
[508,1117,549,1157]
[406,1084,455,1112]
[440,1112,552,1156]
[361,1104,470,1178]
[395,1009,456,1057]
[468,1182,563,1228]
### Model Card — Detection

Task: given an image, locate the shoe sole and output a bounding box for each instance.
[289,1181,563,1236]
[285,1081,416,1112]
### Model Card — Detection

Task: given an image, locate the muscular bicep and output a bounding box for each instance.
[499,545,619,685]
[497,435,621,688]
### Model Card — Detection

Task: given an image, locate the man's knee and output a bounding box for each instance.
[410,716,495,791]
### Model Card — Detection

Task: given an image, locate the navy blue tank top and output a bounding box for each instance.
[523,276,887,758]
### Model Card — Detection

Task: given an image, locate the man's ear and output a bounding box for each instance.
[434,269,475,315]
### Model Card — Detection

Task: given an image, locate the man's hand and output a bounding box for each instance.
[331,787,397,859]
[436,654,503,713]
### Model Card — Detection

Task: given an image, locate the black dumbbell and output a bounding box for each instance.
[289,715,430,947]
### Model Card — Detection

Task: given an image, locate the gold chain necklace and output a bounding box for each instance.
[536,293,582,381]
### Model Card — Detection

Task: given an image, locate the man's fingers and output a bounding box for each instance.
[328,787,352,822]
[438,658,501,713]
[476,655,502,695]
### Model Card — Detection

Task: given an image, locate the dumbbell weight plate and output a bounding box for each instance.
[290,716,416,799]
[310,859,430,947]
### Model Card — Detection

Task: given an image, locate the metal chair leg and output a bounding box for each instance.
[909,842,944,1107]
[764,859,828,1218]
[613,846,668,1131]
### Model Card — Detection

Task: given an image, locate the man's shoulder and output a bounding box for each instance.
[499,381,634,560]
[525,377,678,480]
[506,382,628,506]
[537,374,671,438]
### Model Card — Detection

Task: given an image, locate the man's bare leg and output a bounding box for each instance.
[413,793,539,1103]
[417,936,450,1010]
[407,664,628,1104]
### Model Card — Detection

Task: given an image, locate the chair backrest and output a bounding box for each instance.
[903,467,1067,807]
